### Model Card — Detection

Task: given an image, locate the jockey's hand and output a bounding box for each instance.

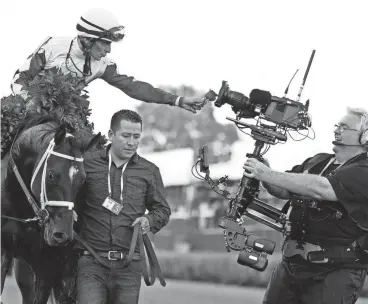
[132,217,150,234]
[179,96,208,113]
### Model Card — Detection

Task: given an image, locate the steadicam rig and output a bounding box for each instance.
[193,50,316,271]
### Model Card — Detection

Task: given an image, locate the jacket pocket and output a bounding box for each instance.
[124,177,148,200]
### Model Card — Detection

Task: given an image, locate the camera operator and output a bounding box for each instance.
[243,107,368,304]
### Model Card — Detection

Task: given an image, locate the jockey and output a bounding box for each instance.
[1,9,208,302]
[2,7,208,185]
[10,8,207,115]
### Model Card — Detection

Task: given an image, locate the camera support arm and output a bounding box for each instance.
[197,50,315,271]
[219,137,290,228]
[196,130,292,270]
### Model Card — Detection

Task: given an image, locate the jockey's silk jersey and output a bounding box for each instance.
[11,36,179,105]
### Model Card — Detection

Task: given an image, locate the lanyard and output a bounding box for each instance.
[318,157,338,176]
[108,151,129,203]
[319,153,363,177]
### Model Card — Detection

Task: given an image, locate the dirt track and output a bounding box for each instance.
[2,276,368,304]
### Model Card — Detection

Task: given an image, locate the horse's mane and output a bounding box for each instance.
[16,113,56,137]
[16,113,85,158]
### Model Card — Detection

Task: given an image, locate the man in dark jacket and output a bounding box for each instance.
[243,107,368,304]
[75,109,171,304]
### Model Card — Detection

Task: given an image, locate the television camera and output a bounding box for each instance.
[193,50,316,271]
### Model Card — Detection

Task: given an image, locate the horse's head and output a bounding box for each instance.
[31,124,101,246]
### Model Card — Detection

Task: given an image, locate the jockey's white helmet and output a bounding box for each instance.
[76,8,125,42]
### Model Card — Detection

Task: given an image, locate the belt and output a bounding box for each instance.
[74,224,166,287]
[283,240,328,263]
[282,239,360,264]
[82,250,141,261]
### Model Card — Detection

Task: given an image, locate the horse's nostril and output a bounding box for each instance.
[53,232,68,243]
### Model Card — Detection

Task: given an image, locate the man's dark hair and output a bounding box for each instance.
[110,109,143,132]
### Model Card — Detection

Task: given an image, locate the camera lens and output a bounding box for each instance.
[225,90,250,111]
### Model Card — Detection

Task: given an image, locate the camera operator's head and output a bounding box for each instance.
[333,107,368,160]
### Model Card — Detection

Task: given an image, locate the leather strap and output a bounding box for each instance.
[74,232,114,269]
[9,154,42,218]
[4,132,45,223]
[142,230,166,286]
[81,250,141,261]
[74,223,166,287]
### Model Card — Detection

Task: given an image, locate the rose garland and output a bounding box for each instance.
[1,68,107,157]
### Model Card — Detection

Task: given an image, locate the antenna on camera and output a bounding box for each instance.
[296,49,316,102]
[283,69,299,98]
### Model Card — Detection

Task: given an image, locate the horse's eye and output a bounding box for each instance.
[47,170,56,182]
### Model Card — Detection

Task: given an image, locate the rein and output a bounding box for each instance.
[1,215,40,224]
[74,223,166,287]
[3,129,166,288]
[2,132,83,225]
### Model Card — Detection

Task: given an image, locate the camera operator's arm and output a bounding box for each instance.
[259,158,291,200]
[243,158,337,201]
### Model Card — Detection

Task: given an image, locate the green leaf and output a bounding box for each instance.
[1,68,105,154]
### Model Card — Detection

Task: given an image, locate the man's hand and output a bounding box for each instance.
[132,217,150,235]
[179,96,208,113]
[73,211,78,222]
[243,158,271,180]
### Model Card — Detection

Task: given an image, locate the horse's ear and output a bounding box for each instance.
[54,124,67,145]
[83,132,102,153]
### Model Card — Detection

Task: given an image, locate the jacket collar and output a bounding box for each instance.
[101,144,139,165]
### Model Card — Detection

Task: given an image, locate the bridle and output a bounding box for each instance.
[30,134,83,211]
[3,133,83,225]
[3,131,168,288]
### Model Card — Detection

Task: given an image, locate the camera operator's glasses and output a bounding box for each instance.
[334,124,359,132]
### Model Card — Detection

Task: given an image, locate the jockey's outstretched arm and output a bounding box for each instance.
[101,63,183,106]
[11,37,206,114]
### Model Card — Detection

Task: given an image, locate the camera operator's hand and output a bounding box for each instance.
[244,158,292,200]
[262,157,270,167]
[179,96,208,113]
[243,158,271,180]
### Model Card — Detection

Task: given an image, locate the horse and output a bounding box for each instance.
[1,114,100,304]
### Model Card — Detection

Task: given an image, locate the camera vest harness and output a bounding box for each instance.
[282,152,368,264]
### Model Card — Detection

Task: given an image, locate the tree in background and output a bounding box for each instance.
[137,85,239,163]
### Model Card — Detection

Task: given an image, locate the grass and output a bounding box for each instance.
[156,250,368,296]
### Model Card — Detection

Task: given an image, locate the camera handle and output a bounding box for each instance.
[223,139,289,232]
[227,140,264,218]
[218,139,292,271]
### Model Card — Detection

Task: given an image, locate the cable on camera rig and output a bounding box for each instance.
[193,50,316,271]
